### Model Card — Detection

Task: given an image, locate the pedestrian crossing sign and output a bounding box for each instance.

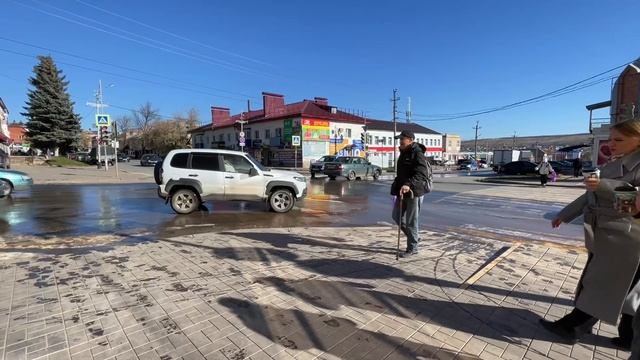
[95,114,111,127]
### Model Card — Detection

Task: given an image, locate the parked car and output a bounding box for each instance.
[309,155,337,178]
[496,161,538,175]
[0,169,33,197]
[140,154,162,167]
[156,149,307,214]
[458,159,478,171]
[323,156,382,181]
[117,153,131,162]
[548,160,573,175]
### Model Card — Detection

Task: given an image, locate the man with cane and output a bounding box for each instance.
[391,130,431,258]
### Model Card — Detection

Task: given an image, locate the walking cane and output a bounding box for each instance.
[396,192,403,261]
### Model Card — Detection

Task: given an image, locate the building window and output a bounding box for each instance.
[388,137,392,145]
[255,130,260,139]
[265,129,271,139]
[227,133,231,142]
[346,128,352,138]
[219,134,223,141]
[375,136,380,145]
[448,141,452,147]
[275,128,282,137]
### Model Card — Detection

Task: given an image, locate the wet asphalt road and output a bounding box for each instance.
[0,176,582,245]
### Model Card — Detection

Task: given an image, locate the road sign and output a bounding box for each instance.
[239,142,245,147]
[95,114,111,127]
[239,131,245,137]
[292,135,301,146]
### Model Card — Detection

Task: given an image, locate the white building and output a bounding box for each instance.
[0,98,11,167]
[189,92,442,168]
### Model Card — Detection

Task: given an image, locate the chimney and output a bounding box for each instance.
[262,92,285,117]
[211,106,230,125]
[314,97,328,106]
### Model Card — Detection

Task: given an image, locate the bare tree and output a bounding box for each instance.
[146,109,201,154]
[132,102,160,152]
[114,115,133,150]
[174,108,200,147]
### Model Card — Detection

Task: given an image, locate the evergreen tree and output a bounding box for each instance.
[22,55,82,155]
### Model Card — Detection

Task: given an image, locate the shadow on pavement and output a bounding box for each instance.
[218,297,481,359]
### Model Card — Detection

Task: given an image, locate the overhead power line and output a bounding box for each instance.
[0,47,249,103]
[410,61,630,121]
[12,0,278,79]
[0,36,259,100]
[73,0,272,67]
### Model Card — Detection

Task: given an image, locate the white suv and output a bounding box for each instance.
[156,149,307,214]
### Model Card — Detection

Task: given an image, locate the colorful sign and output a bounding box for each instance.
[302,118,330,141]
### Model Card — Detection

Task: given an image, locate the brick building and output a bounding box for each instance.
[189,92,442,168]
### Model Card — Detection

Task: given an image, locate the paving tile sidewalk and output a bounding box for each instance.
[0,227,628,360]
[10,164,154,185]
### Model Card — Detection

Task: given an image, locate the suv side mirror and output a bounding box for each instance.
[249,167,259,177]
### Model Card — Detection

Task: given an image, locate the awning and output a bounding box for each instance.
[557,144,590,152]
[0,132,10,144]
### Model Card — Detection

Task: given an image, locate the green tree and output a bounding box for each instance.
[22,55,82,155]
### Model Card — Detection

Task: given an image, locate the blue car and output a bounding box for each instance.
[0,169,33,197]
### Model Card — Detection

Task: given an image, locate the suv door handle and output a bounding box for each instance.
[225,176,234,179]
[188,174,198,177]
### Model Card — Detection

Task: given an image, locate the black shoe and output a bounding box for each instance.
[611,336,632,350]
[400,250,418,258]
[539,319,580,344]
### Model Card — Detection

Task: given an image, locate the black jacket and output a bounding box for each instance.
[391,142,429,197]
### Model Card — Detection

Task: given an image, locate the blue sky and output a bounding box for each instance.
[1,0,638,140]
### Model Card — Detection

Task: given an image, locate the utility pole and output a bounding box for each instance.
[512,131,517,149]
[473,121,481,160]
[406,96,412,123]
[236,113,248,153]
[392,89,399,172]
[113,121,119,178]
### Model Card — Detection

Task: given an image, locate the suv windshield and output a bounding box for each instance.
[245,153,268,171]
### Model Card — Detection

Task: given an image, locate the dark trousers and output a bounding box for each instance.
[540,174,548,185]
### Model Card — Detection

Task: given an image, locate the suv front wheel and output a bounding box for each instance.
[170,188,200,214]
[269,188,295,213]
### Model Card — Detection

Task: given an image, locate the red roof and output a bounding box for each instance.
[190,100,374,133]
[189,98,439,135]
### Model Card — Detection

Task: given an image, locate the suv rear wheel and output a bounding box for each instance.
[154,161,163,185]
[269,188,295,213]
[170,188,200,214]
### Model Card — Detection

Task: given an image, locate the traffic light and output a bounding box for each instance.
[100,127,110,144]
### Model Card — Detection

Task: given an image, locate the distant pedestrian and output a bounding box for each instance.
[536,158,554,186]
[573,157,583,178]
[542,120,640,349]
[391,130,431,257]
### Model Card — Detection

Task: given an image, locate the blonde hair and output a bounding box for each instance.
[611,119,640,138]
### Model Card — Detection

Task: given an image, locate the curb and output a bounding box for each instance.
[478,178,584,188]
